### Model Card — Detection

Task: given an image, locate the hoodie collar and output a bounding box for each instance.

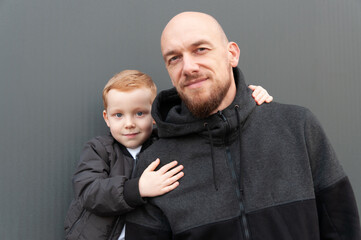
[152,67,256,138]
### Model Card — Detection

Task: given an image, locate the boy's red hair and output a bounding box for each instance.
[102,70,157,110]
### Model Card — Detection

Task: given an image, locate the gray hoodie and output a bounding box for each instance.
[126,68,360,240]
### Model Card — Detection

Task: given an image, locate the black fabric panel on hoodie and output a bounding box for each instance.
[247,199,320,240]
[316,177,361,240]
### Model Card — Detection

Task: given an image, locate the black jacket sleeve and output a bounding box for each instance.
[316,177,361,240]
[304,110,361,239]
[72,136,145,216]
[126,221,172,240]
[125,151,173,239]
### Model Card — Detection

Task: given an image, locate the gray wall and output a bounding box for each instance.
[0,0,360,239]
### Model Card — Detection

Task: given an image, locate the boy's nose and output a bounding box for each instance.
[124,117,135,128]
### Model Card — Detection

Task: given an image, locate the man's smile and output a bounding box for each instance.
[183,77,208,89]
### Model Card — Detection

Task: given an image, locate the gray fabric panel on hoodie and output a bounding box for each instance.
[127,68,346,234]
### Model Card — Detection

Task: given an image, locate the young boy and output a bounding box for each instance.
[64,70,272,240]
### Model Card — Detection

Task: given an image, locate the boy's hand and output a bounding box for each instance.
[249,85,273,105]
[139,159,184,197]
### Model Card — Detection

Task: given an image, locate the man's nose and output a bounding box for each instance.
[182,54,199,76]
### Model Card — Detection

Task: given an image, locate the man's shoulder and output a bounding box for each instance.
[249,102,321,132]
[255,101,314,119]
[258,101,309,112]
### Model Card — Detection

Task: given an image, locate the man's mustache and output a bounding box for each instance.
[181,73,208,87]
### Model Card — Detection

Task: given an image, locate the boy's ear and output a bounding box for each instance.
[152,119,156,125]
[103,110,110,127]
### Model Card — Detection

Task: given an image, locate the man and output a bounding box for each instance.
[126,12,361,239]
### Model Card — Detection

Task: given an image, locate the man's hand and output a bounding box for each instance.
[249,85,273,105]
[139,159,184,197]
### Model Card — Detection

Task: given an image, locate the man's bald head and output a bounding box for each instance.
[161,12,229,53]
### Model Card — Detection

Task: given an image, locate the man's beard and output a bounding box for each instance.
[177,76,231,118]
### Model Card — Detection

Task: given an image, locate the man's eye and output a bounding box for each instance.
[169,56,179,64]
[115,113,123,118]
[136,112,144,117]
[197,48,207,53]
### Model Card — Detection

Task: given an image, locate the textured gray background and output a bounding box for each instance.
[0,0,360,239]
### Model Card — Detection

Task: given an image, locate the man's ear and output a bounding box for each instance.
[103,110,110,127]
[228,42,240,67]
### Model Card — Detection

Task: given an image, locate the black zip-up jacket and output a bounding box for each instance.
[64,134,152,240]
[126,68,361,240]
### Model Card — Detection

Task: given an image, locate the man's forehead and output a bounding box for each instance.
[161,36,213,58]
[161,26,219,54]
[161,12,227,52]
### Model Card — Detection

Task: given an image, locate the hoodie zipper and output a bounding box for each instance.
[67,208,86,237]
[108,216,121,240]
[218,111,250,240]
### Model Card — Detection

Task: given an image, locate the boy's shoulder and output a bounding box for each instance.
[85,133,115,149]
[81,133,118,162]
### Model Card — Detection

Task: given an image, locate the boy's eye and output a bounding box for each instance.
[115,113,123,118]
[136,112,144,117]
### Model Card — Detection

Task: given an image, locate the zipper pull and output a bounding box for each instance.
[218,111,227,121]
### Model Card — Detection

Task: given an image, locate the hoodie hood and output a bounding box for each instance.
[152,67,257,139]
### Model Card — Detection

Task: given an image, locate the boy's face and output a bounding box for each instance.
[103,88,154,149]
